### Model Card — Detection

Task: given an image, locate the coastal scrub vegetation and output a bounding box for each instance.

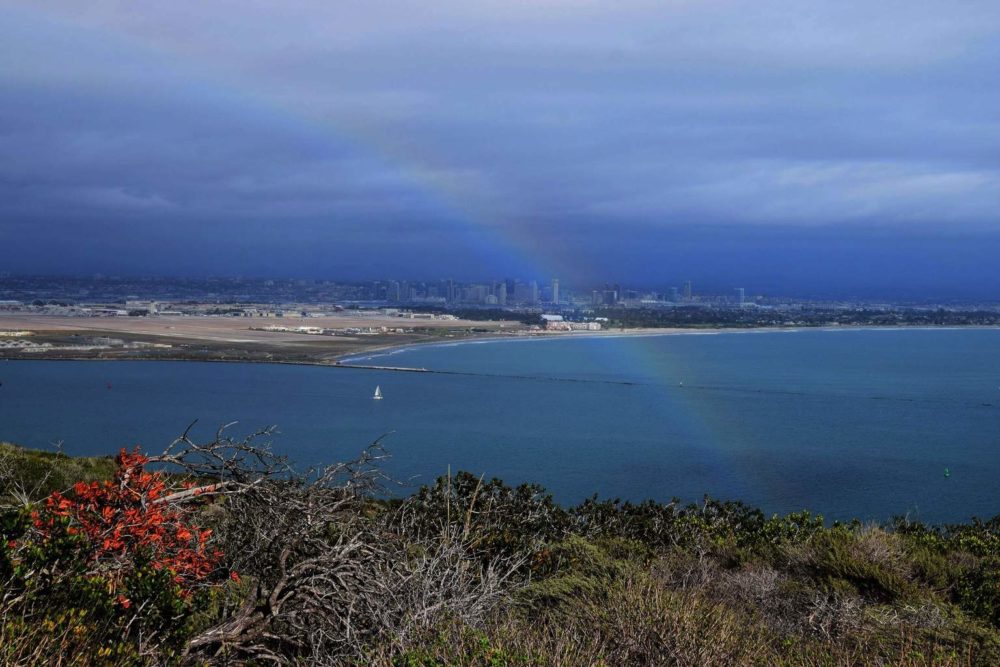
[2,433,1000,665]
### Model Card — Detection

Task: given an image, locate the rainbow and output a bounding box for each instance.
[5,5,577,281]
[9,6,786,506]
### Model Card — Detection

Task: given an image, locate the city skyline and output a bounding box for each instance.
[6,272,999,308]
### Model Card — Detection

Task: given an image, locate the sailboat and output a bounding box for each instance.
[373,385,383,400]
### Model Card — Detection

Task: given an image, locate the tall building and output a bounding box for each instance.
[469,284,488,303]
[504,278,516,298]
[512,281,536,305]
[551,278,559,305]
[735,287,745,306]
[669,287,679,302]
[683,281,692,300]
[447,279,455,303]
[497,282,507,306]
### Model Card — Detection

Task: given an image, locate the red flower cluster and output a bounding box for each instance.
[31,447,224,602]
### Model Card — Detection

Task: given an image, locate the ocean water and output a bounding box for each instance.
[1,328,999,523]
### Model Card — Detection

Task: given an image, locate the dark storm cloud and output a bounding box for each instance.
[1,1,998,291]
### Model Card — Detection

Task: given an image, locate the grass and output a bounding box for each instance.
[3,443,1000,665]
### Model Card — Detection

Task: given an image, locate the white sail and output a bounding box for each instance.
[373,385,383,400]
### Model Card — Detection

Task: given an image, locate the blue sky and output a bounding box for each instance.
[1,1,998,296]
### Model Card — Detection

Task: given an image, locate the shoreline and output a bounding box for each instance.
[4,323,997,372]
[334,323,1000,366]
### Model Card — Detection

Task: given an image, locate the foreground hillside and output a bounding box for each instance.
[2,436,1000,665]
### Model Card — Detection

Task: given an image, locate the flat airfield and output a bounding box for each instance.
[0,313,521,364]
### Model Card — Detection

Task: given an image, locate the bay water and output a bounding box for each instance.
[2,328,999,523]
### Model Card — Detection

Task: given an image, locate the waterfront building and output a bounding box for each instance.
[569,321,602,331]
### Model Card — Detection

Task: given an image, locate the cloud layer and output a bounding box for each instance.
[1,1,998,293]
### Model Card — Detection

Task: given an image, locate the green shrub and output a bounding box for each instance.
[4,446,1000,664]
[955,558,1000,627]
[0,442,115,501]
[789,526,913,603]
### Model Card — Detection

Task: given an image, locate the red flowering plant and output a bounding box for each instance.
[2,447,234,646]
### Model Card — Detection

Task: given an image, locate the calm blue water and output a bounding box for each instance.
[2,328,999,523]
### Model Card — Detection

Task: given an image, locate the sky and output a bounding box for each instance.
[1,1,999,297]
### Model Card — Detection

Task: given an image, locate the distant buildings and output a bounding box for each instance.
[541,314,601,332]
[4,274,760,312]
[384,277,560,306]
